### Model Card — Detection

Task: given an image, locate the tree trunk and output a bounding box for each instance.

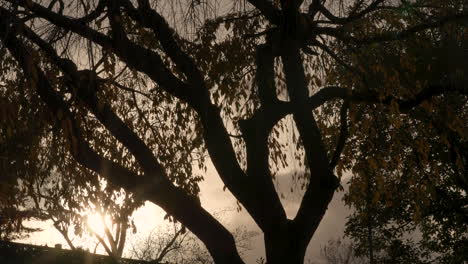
[265,227,308,264]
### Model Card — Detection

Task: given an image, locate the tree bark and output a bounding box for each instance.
[264,222,308,264]
[262,34,339,264]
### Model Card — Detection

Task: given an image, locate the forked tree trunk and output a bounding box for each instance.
[265,232,308,264]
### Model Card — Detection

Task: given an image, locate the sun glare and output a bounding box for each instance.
[86,212,112,236]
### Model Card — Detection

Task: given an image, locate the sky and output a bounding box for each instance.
[20,159,353,263]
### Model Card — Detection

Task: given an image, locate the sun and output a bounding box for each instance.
[86,212,112,236]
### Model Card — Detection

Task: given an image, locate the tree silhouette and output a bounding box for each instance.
[130,220,257,264]
[0,0,466,263]
[319,238,364,264]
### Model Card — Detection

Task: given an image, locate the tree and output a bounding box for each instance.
[0,101,140,257]
[0,84,45,241]
[318,238,365,264]
[25,172,139,258]
[130,221,257,264]
[337,1,468,262]
[0,200,41,241]
[0,0,466,263]
[130,223,196,263]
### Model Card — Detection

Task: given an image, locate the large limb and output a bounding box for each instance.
[267,83,467,123]
[246,0,281,24]
[75,0,106,24]
[0,16,245,264]
[358,11,468,44]
[239,43,287,233]
[48,1,255,218]
[312,3,468,45]
[1,6,165,182]
[18,0,255,209]
[281,40,338,259]
[317,0,386,24]
[315,11,468,45]
[8,0,264,235]
[329,101,349,169]
[119,0,205,88]
[110,0,290,232]
[312,84,468,111]
[8,0,197,107]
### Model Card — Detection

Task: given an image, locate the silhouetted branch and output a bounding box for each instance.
[330,100,349,169]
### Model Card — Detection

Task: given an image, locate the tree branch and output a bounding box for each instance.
[0,13,245,264]
[117,3,263,222]
[75,0,106,24]
[307,84,467,112]
[121,0,206,90]
[88,225,115,257]
[317,0,386,25]
[8,0,197,108]
[5,2,255,221]
[329,100,349,169]
[237,42,287,233]
[155,225,184,262]
[5,10,166,179]
[52,220,76,250]
[280,41,338,251]
[356,11,468,44]
[246,0,281,24]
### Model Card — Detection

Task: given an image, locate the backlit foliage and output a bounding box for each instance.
[0,0,466,263]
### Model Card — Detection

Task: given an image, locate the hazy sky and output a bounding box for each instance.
[20,160,352,263]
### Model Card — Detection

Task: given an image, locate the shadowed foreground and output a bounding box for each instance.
[0,241,151,264]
